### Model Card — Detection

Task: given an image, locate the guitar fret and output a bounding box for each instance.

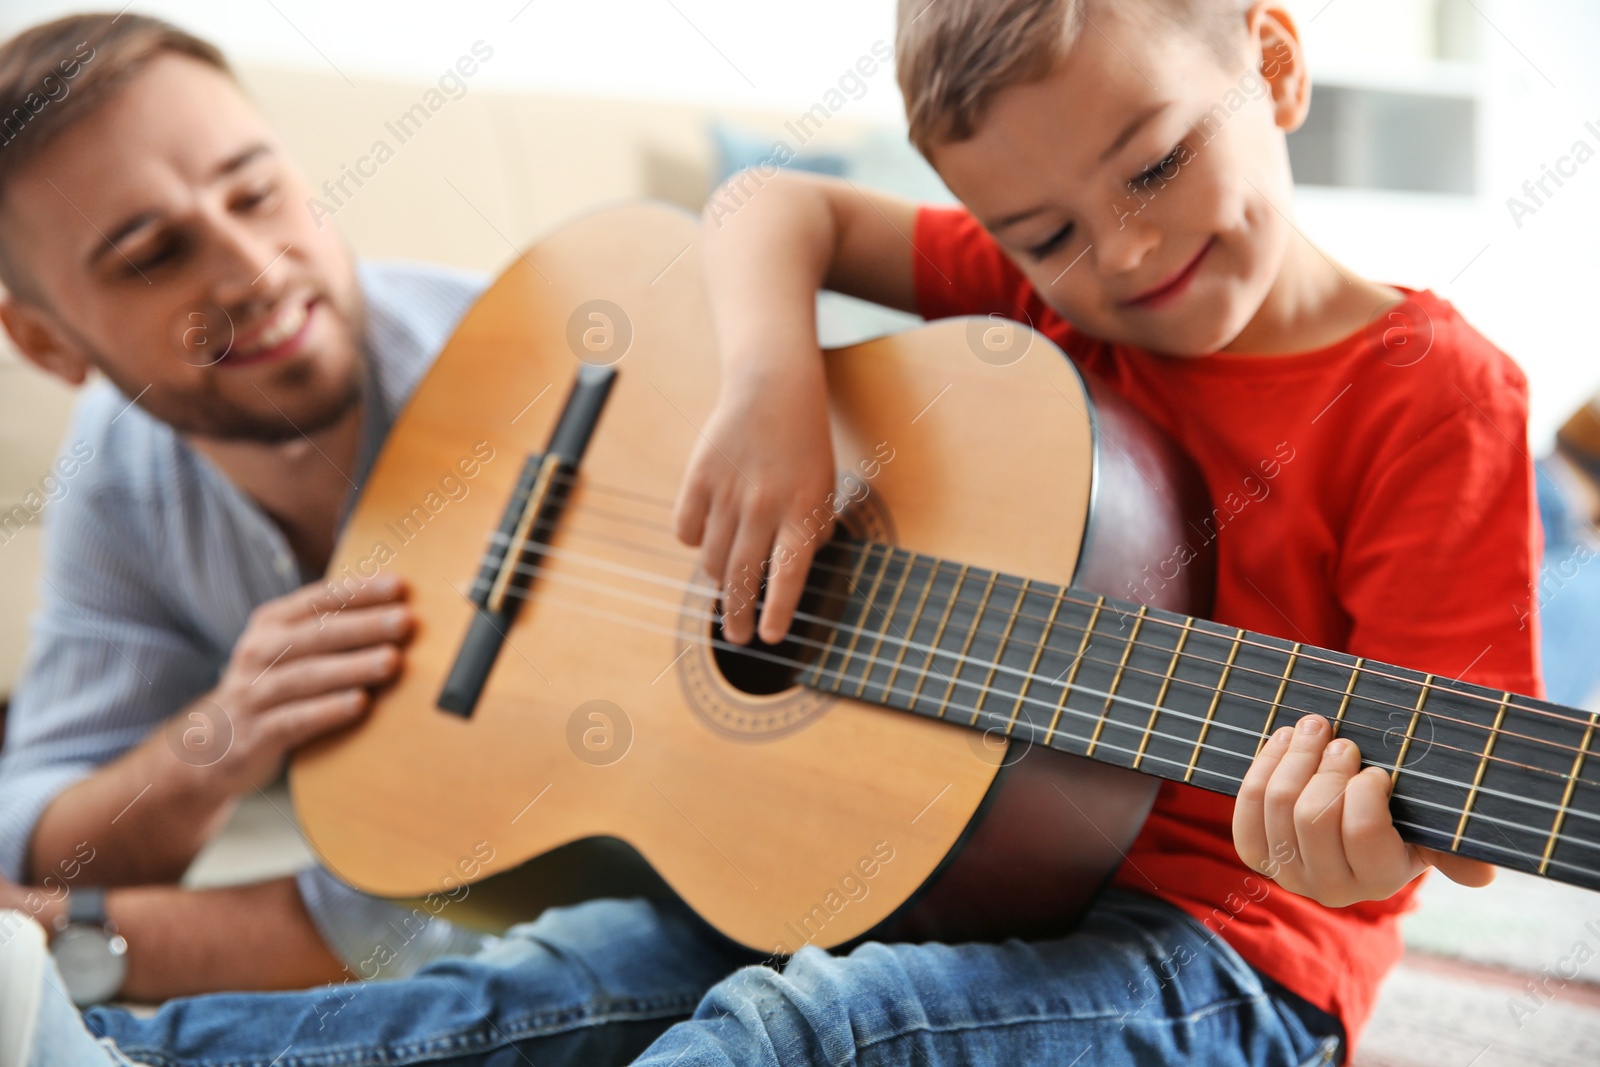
[810,543,876,692]
[1333,657,1364,739]
[1541,708,1599,874]
[931,571,999,719]
[851,548,916,698]
[971,578,1030,728]
[1186,629,1243,783]
[1257,642,1301,754]
[1005,581,1066,738]
[1390,676,1432,787]
[1088,605,1147,759]
[1451,692,1511,850]
[1043,595,1103,749]
[905,564,971,713]
[1134,617,1191,771]
[881,551,940,699]
[835,543,896,690]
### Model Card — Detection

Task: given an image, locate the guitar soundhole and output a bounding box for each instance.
[679,488,894,739]
[710,572,847,696]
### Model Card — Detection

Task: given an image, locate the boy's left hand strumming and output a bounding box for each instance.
[1233,714,1497,906]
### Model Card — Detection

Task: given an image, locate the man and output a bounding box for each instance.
[0,12,488,1002]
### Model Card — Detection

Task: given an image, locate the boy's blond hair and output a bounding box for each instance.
[895,0,1247,153]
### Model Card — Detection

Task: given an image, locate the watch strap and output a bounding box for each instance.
[64,886,109,929]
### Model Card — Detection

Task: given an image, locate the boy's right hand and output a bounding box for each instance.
[673,170,918,646]
[673,365,837,646]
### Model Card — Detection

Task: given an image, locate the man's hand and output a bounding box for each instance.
[191,573,412,792]
[1233,713,1496,907]
[29,574,411,887]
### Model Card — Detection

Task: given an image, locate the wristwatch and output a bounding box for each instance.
[51,887,128,1006]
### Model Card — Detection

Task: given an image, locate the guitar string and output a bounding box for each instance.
[472,521,1600,777]
[464,537,1600,815]
[495,579,1600,882]
[479,523,1600,781]
[521,478,1586,740]
[547,474,680,510]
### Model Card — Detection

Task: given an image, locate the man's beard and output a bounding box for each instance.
[87,330,366,443]
[191,372,362,442]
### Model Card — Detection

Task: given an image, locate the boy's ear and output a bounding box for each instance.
[0,295,92,386]
[1250,3,1310,134]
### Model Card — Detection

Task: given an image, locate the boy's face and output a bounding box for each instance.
[929,5,1306,357]
[0,54,364,441]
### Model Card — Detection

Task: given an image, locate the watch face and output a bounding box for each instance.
[52,925,129,1006]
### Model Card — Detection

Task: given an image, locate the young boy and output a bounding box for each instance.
[2,2,1537,1065]
[673,0,1534,1059]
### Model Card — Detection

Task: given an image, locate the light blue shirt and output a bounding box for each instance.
[0,260,493,974]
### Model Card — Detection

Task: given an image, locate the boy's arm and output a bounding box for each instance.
[675,171,919,644]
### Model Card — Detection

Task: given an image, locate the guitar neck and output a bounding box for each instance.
[795,538,1600,894]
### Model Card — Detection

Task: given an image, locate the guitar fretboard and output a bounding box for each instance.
[795,539,1600,893]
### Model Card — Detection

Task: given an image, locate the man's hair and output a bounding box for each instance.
[0,13,232,299]
[895,0,1248,154]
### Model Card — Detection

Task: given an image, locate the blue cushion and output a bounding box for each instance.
[709,120,849,188]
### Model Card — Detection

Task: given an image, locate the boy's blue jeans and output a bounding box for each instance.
[79,889,1342,1066]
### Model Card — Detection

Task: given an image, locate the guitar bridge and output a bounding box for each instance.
[436,363,617,717]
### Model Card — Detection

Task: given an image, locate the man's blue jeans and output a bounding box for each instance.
[81,889,1341,1066]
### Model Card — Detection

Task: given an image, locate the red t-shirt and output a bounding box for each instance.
[912,205,1542,1050]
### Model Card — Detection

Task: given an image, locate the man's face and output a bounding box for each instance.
[1,54,363,441]
[930,8,1301,357]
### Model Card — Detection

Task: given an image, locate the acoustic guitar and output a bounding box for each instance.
[290,202,1599,954]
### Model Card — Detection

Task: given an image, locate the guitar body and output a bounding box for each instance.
[290,202,1211,952]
